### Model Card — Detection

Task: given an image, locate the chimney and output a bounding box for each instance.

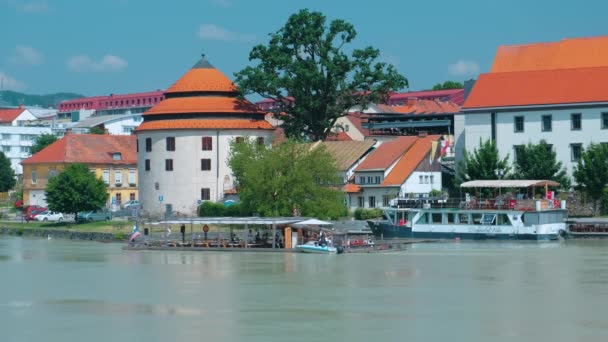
[406,97,417,106]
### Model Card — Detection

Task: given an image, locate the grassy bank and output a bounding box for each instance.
[0,220,134,234]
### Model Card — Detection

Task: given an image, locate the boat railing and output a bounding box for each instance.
[569,222,608,233]
[391,197,561,212]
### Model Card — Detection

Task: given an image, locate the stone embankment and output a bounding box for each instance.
[0,227,123,241]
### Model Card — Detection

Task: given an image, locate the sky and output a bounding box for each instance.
[0,0,607,98]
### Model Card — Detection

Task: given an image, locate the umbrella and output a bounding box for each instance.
[293,219,333,227]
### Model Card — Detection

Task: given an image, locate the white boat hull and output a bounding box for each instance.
[296,244,337,254]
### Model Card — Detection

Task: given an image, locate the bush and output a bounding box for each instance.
[198,202,226,217]
[602,188,608,216]
[354,208,383,220]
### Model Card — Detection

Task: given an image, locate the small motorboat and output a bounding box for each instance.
[295,241,337,254]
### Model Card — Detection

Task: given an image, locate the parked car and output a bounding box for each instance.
[122,200,140,210]
[24,206,47,222]
[77,209,112,222]
[35,211,64,222]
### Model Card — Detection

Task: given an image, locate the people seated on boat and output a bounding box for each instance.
[319,232,327,247]
[255,231,261,243]
[327,236,332,247]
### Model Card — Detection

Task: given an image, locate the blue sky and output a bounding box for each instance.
[0,0,606,97]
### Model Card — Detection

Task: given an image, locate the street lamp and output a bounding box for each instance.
[494,168,505,180]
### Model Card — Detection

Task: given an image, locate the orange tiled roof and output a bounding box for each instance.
[355,136,418,171]
[135,119,274,132]
[343,183,361,193]
[0,108,25,124]
[391,99,460,115]
[165,68,238,94]
[22,134,136,165]
[491,36,608,73]
[382,135,441,186]
[463,66,608,109]
[324,132,352,141]
[144,97,264,116]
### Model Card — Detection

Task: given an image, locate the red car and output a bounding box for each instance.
[23,205,47,222]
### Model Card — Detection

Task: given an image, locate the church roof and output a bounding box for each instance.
[144,96,263,116]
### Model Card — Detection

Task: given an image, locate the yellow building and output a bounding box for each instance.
[21,133,138,208]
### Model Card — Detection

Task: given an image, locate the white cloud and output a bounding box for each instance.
[67,54,128,72]
[0,71,27,91]
[448,59,480,77]
[211,0,232,7]
[21,0,48,12]
[197,24,255,43]
[11,45,44,65]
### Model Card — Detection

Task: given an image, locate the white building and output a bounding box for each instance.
[344,135,443,210]
[458,36,608,177]
[72,114,144,135]
[0,107,52,174]
[135,57,274,217]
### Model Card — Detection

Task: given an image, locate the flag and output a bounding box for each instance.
[440,140,450,158]
[430,141,438,164]
[129,225,141,242]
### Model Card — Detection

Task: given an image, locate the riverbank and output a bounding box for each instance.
[0,226,121,241]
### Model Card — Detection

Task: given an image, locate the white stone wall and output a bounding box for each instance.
[463,106,608,176]
[0,126,52,174]
[347,186,399,210]
[136,129,274,217]
[400,171,442,195]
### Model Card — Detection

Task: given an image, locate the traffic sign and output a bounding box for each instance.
[197,199,202,205]
[159,195,163,202]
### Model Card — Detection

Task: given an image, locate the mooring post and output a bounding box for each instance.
[272,223,276,249]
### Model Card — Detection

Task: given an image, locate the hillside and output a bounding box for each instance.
[0,90,84,108]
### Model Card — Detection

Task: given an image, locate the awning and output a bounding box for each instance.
[293,219,333,227]
[460,180,561,188]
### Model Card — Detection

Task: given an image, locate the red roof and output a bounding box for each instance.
[0,108,25,124]
[144,97,264,116]
[355,136,418,171]
[324,132,352,141]
[135,119,274,132]
[390,89,465,106]
[382,135,440,186]
[491,36,608,73]
[22,134,136,165]
[343,183,361,193]
[392,99,460,115]
[165,68,237,94]
[345,112,370,136]
[464,67,608,109]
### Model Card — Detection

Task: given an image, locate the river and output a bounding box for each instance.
[1,237,608,342]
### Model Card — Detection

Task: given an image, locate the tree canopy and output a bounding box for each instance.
[0,152,16,192]
[512,140,571,190]
[573,143,608,215]
[228,139,347,219]
[432,81,463,90]
[456,139,511,185]
[30,133,58,155]
[45,163,108,220]
[235,9,408,141]
[89,126,105,135]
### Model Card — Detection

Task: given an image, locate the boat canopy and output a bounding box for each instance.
[460,180,560,188]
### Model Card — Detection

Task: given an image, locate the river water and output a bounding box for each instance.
[1,237,608,342]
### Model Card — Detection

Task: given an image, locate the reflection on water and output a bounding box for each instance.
[2,237,608,341]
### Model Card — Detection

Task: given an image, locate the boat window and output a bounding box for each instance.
[458,213,470,224]
[472,213,483,225]
[416,212,429,224]
[386,210,396,225]
[447,213,455,224]
[496,214,512,226]
[481,214,496,225]
[431,213,443,224]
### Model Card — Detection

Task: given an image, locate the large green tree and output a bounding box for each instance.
[30,133,58,155]
[235,9,408,141]
[45,163,108,220]
[513,140,571,190]
[0,152,16,192]
[432,81,463,90]
[456,139,511,185]
[228,139,347,219]
[573,143,608,216]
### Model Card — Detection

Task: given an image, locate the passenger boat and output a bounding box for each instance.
[295,241,338,254]
[367,180,568,241]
